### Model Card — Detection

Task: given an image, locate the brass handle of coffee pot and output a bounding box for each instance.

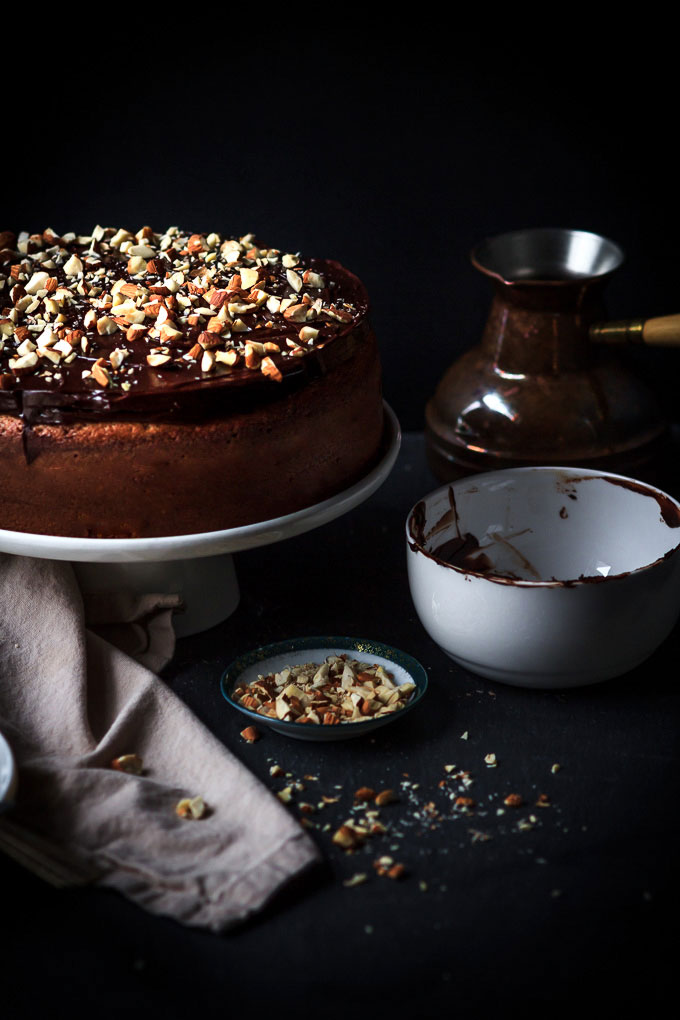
[590,313,680,347]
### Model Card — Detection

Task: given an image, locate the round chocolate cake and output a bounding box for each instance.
[0,227,383,537]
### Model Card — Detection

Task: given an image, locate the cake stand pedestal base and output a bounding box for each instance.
[74,554,240,638]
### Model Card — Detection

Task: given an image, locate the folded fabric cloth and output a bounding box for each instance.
[83,588,181,675]
[0,553,319,930]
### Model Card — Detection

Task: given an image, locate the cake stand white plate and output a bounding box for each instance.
[0,403,401,636]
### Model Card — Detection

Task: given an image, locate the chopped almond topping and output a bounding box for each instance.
[0,227,362,387]
[260,356,282,382]
[91,362,110,386]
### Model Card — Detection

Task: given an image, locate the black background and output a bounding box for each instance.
[4,34,679,429]
[3,30,680,1020]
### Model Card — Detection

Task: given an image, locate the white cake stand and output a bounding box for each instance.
[0,403,401,636]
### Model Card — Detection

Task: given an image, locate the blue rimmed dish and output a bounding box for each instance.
[221,636,428,741]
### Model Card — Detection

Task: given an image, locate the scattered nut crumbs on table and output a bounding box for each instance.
[255,748,565,890]
[232,656,416,725]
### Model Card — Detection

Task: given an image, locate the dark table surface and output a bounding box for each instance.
[3,433,679,1018]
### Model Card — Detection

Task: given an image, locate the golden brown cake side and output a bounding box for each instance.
[0,325,382,538]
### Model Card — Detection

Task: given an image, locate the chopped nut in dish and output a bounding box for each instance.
[232,656,416,725]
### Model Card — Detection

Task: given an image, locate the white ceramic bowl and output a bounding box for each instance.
[406,467,680,688]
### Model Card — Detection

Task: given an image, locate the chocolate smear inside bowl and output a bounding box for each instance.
[406,467,680,688]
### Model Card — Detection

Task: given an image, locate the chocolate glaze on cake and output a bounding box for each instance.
[0,227,384,537]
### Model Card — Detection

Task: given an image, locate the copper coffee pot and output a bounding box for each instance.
[426,228,680,481]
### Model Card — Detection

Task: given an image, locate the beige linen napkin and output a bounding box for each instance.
[0,552,319,930]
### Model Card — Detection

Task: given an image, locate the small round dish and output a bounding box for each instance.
[221,637,428,741]
[0,731,18,812]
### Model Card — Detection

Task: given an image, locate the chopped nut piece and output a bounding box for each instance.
[109,348,130,370]
[387,863,406,880]
[299,326,319,344]
[286,269,303,292]
[454,796,475,809]
[302,270,325,289]
[244,344,262,369]
[260,356,282,382]
[187,233,206,254]
[374,789,396,807]
[16,336,35,357]
[504,793,523,807]
[25,271,50,295]
[232,657,414,726]
[239,266,259,289]
[127,256,148,276]
[63,254,83,277]
[332,824,362,850]
[282,302,308,323]
[146,353,171,368]
[176,796,206,820]
[354,786,376,803]
[96,316,117,336]
[128,243,155,258]
[110,228,133,248]
[215,349,239,367]
[91,362,110,387]
[111,753,144,775]
[343,873,368,888]
[240,725,261,743]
